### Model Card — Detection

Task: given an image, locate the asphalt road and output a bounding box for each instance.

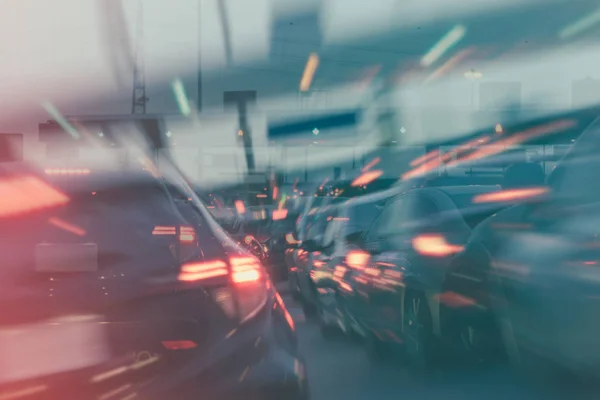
[278,288,592,400]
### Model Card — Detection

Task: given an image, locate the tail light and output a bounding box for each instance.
[161,340,198,350]
[179,226,196,243]
[178,256,267,322]
[230,256,262,284]
[152,225,196,244]
[153,226,177,235]
[346,250,370,270]
[178,260,228,282]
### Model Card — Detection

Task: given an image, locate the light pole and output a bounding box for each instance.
[464,69,482,109]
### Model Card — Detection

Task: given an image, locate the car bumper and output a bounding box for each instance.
[145,291,308,400]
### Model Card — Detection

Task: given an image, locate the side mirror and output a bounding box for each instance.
[301,239,320,252]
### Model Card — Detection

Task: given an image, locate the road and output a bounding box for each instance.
[278,289,588,400]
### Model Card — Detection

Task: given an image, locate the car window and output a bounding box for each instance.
[1,179,182,272]
[365,198,402,241]
[410,196,438,221]
[345,201,386,236]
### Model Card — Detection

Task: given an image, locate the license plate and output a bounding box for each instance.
[35,243,98,272]
[0,315,110,384]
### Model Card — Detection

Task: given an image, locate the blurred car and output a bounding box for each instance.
[439,163,549,367]
[287,206,340,315]
[338,185,504,367]
[218,215,271,265]
[439,125,600,380]
[0,163,308,400]
[307,191,390,337]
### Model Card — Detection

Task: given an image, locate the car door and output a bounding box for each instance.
[356,195,415,336]
[348,201,403,329]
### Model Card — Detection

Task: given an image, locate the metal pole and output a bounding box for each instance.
[238,102,255,172]
[197,0,203,112]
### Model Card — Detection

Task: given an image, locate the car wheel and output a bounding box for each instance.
[440,282,505,367]
[403,290,436,369]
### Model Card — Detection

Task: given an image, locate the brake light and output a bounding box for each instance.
[161,340,197,350]
[178,260,228,282]
[346,250,370,270]
[153,225,196,243]
[179,226,196,243]
[153,225,176,235]
[230,256,262,283]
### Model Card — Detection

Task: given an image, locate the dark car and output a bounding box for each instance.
[338,185,503,366]
[287,206,340,314]
[307,191,391,337]
[439,123,600,380]
[0,164,308,400]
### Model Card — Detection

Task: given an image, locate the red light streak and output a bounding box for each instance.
[473,187,549,204]
[0,175,69,218]
[48,217,86,236]
[410,149,440,167]
[351,170,383,186]
[412,234,463,257]
[346,250,370,269]
[447,120,576,167]
[362,157,380,172]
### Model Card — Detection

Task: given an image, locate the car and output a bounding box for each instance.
[0,163,309,400]
[287,205,340,315]
[338,184,504,367]
[439,123,600,381]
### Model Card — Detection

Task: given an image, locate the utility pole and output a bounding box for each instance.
[224,91,257,172]
[131,0,149,114]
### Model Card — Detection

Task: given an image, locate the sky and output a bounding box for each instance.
[2,0,600,184]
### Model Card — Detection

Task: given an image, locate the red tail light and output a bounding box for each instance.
[178,260,228,282]
[179,226,196,243]
[152,225,176,235]
[153,225,196,243]
[346,250,370,270]
[161,340,197,350]
[230,256,262,284]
